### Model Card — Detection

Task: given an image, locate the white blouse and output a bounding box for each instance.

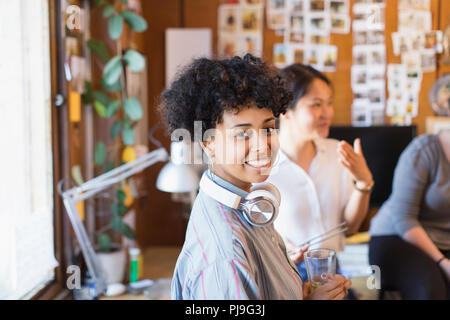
[266,138,354,252]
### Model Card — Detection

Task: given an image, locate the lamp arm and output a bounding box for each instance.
[63,148,169,201]
[59,147,169,295]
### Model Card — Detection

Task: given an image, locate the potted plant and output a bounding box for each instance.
[80,0,148,284]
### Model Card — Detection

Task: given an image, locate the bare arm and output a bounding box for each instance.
[403,226,445,262]
[344,188,371,235]
[338,139,372,235]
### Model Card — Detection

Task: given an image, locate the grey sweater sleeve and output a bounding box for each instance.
[387,138,431,236]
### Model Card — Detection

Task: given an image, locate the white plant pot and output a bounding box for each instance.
[96,246,127,285]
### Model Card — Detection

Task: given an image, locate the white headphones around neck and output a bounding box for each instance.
[199,173,280,227]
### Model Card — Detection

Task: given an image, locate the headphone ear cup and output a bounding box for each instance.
[249,183,280,207]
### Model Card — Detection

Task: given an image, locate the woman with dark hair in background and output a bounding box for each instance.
[266,64,373,288]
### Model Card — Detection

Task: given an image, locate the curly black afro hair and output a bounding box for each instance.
[159,54,293,141]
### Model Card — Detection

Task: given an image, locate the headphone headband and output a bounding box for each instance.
[199,174,242,209]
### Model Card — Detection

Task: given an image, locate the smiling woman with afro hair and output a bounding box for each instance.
[162,54,351,300]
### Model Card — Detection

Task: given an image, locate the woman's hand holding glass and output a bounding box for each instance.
[303,274,352,300]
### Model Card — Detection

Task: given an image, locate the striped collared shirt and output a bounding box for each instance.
[171,171,303,300]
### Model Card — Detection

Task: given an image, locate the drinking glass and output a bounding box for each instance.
[304,248,337,290]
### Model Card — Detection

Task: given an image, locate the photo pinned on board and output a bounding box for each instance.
[392,32,410,56]
[353,2,385,32]
[409,32,425,51]
[305,46,322,69]
[309,14,329,35]
[288,44,305,65]
[330,0,348,15]
[218,33,239,59]
[351,65,369,91]
[239,34,263,57]
[402,51,422,72]
[386,97,407,117]
[421,49,437,72]
[241,7,262,33]
[398,10,431,32]
[267,11,286,30]
[241,0,262,5]
[290,14,305,33]
[219,6,240,33]
[398,0,430,11]
[290,0,305,13]
[367,30,385,45]
[310,34,329,44]
[368,45,386,65]
[310,0,327,13]
[331,14,350,34]
[424,30,443,53]
[352,104,370,127]
[290,32,306,43]
[273,43,287,68]
[323,45,338,72]
[353,90,369,103]
[371,108,386,125]
[353,46,368,65]
[368,86,385,104]
[354,31,368,45]
[267,0,286,10]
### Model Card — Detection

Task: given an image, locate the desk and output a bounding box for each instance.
[101,246,181,300]
[101,243,377,300]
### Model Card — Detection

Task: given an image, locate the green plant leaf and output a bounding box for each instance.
[97,233,112,253]
[103,5,115,18]
[111,203,119,216]
[117,189,126,203]
[118,203,128,215]
[94,142,107,166]
[82,81,94,104]
[122,120,135,146]
[120,10,147,32]
[110,119,122,139]
[110,214,123,232]
[123,49,145,72]
[101,79,122,93]
[120,223,136,240]
[94,0,107,8]
[106,100,121,117]
[108,14,124,40]
[93,90,110,106]
[87,39,110,64]
[94,100,107,118]
[103,56,123,85]
[93,91,109,117]
[121,0,129,5]
[124,97,143,121]
[105,160,115,173]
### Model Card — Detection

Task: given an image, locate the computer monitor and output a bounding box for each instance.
[328,125,417,208]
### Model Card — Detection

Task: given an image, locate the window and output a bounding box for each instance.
[0,0,58,299]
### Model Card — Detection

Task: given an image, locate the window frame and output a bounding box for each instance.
[31,0,71,300]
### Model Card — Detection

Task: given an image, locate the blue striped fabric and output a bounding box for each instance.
[171,171,304,300]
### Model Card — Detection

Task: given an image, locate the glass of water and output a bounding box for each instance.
[304,248,337,290]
